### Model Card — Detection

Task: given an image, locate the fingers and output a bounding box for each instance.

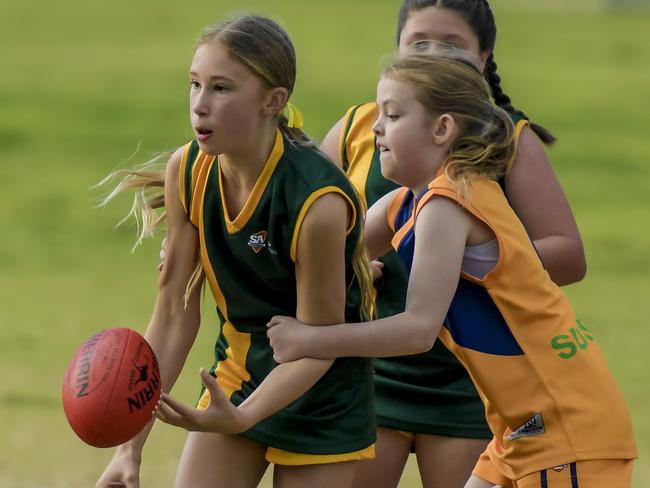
[199,368,228,407]
[154,393,196,430]
[160,237,168,259]
[266,315,286,328]
[158,237,167,271]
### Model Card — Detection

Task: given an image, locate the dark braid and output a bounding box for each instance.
[397,0,556,145]
[479,1,556,144]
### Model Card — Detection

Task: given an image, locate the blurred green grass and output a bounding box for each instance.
[1,0,648,486]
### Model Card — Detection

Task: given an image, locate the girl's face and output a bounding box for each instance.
[189,42,270,155]
[398,6,488,70]
[373,76,448,191]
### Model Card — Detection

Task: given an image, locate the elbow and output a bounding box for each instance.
[405,320,437,355]
[560,242,588,286]
[574,255,587,283]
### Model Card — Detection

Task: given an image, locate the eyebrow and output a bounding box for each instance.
[379,99,399,108]
[408,32,468,44]
[442,33,468,43]
[188,72,235,82]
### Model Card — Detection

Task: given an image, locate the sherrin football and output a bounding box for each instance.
[62,328,161,447]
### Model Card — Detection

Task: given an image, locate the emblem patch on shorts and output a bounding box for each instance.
[507,412,545,441]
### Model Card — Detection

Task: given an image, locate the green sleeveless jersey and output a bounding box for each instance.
[180,130,375,454]
[339,103,532,438]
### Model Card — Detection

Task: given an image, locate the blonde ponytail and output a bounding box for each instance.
[96,151,205,307]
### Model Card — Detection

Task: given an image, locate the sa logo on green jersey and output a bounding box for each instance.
[551,319,595,359]
[248,231,267,253]
[248,230,278,255]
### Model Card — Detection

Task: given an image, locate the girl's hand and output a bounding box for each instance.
[266,315,313,363]
[157,237,168,271]
[95,449,141,488]
[154,369,251,435]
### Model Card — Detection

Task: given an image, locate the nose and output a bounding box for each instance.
[191,89,209,117]
[372,116,384,136]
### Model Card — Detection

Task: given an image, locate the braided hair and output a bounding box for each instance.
[397,0,556,144]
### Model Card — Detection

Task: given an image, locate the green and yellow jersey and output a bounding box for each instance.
[180,129,375,455]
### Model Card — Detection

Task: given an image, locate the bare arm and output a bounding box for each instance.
[320,116,346,168]
[505,126,586,285]
[233,192,347,424]
[268,197,472,361]
[97,148,202,487]
[155,192,353,433]
[365,189,402,261]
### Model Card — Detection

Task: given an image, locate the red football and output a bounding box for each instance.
[62,328,161,448]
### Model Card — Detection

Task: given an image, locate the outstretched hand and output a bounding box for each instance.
[154,368,251,435]
[266,315,313,363]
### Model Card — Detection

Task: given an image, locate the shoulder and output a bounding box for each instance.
[165,145,187,183]
[419,174,502,216]
[282,141,352,194]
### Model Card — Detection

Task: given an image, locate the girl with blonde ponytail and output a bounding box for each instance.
[96,14,376,488]
[268,54,636,488]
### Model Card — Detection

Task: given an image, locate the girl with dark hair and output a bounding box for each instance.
[317,1,587,486]
[269,54,635,488]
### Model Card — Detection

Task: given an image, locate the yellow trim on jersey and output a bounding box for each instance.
[195,321,253,403]
[289,186,357,262]
[386,187,410,232]
[338,105,357,168]
[342,103,378,207]
[190,152,214,227]
[218,129,284,234]
[266,443,375,466]
[514,119,529,146]
[414,184,505,284]
[178,142,192,214]
[197,157,252,399]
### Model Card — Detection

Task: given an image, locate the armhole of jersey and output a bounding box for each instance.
[189,153,214,228]
[414,184,505,283]
[290,186,357,262]
[386,187,410,232]
[178,142,192,214]
[339,105,361,173]
[179,140,202,218]
[514,119,530,147]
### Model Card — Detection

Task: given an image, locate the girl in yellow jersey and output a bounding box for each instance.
[319,1,586,487]
[268,54,636,488]
[96,15,376,488]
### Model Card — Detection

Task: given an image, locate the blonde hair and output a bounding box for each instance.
[351,199,376,321]
[99,14,375,317]
[199,15,314,149]
[384,55,516,196]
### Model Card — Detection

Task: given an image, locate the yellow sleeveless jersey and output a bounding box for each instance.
[391,174,637,478]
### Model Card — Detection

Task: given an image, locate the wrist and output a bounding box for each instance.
[301,325,326,359]
[235,404,257,433]
[115,443,143,464]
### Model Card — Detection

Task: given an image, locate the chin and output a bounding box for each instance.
[196,140,220,156]
[379,161,407,187]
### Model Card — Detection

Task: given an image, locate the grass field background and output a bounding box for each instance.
[1,0,648,486]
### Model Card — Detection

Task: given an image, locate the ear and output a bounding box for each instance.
[261,87,290,117]
[478,50,491,72]
[432,114,456,145]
